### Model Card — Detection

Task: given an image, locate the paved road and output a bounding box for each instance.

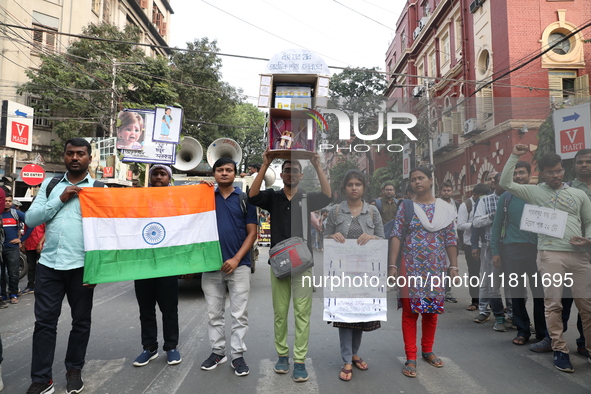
[1,249,590,393]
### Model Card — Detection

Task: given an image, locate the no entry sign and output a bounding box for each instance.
[21,164,45,186]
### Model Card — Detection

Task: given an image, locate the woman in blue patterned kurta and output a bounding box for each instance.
[389,167,458,378]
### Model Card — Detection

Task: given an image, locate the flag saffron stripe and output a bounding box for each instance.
[79,184,215,219]
[82,211,218,251]
[83,241,223,284]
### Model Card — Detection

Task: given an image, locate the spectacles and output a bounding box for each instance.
[544,169,565,176]
[283,169,301,174]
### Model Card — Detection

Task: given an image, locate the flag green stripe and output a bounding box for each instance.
[83,241,223,284]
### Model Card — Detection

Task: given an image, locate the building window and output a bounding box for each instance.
[92,0,101,15]
[429,51,437,77]
[477,49,490,75]
[441,34,450,65]
[32,24,57,53]
[28,97,51,128]
[548,70,589,103]
[103,0,111,22]
[548,32,571,55]
[152,2,166,36]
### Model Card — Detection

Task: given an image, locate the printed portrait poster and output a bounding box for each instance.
[116,110,147,151]
[121,109,176,165]
[153,106,183,144]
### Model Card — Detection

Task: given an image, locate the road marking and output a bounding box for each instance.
[527,354,591,390]
[397,356,489,394]
[140,297,210,394]
[79,358,127,394]
[256,358,319,394]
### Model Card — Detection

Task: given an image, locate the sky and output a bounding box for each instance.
[169,0,406,104]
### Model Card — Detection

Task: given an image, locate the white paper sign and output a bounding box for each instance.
[519,204,567,239]
[323,239,388,323]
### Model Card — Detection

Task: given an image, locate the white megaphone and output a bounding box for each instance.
[173,137,203,172]
[264,168,276,188]
[206,138,243,167]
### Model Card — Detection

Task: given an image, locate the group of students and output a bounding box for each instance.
[4,137,591,393]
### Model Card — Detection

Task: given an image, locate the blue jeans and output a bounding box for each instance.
[1,247,21,297]
[478,242,507,317]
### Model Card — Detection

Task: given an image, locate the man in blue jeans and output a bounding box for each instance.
[1,194,32,304]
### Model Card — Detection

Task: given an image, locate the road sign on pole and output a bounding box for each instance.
[20,164,45,186]
[553,103,591,159]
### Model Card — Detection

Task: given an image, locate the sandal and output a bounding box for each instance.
[466,303,478,311]
[339,367,352,381]
[10,297,18,304]
[422,352,444,368]
[402,360,417,378]
[352,357,368,370]
[512,336,529,346]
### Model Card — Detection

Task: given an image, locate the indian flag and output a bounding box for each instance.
[79,184,223,284]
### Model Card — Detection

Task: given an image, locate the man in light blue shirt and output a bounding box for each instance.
[25,138,104,394]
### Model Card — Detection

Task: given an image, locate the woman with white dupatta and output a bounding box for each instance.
[389,167,459,378]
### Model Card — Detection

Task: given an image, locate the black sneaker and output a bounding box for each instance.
[26,381,55,394]
[554,351,574,373]
[66,369,84,393]
[0,300,7,309]
[231,357,250,376]
[201,352,227,370]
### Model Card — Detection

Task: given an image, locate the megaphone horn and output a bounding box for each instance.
[207,138,243,167]
[264,168,276,188]
[172,137,203,172]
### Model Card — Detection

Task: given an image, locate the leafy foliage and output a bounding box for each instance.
[19,24,264,168]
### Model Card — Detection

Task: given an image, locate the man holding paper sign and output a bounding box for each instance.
[499,144,591,373]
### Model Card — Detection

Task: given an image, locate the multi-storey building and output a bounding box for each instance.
[385,0,590,198]
[0,0,173,194]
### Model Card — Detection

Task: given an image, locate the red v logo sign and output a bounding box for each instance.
[15,123,26,136]
[565,128,579,144]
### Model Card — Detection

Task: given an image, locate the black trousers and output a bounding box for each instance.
[463,244,480,303]
[502,243,546,340]
[31,264,94,383]
[134,276,179,352]
[26,249,40,289]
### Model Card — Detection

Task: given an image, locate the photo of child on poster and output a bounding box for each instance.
[116,111,145,150]
[153,106,183,144]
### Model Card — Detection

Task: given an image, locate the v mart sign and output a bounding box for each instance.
[1,100,34,152]
[553,103,591,160]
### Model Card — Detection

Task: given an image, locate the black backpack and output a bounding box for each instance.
[45,176,105,198]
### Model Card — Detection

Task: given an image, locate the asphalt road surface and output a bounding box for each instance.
[1,249,590,393]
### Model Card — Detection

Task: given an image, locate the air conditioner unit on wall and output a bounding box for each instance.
[413,27,421,40]
[412,86,425,97]
[469,0,480,13]
[433,133,450,152]
[464,118,478,134]
[419,17,429,30]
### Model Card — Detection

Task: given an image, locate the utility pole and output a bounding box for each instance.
[109,60,144,138]
[424,79,435,195]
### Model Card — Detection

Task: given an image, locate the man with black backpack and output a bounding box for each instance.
[25,138,105,394]
[490,161,544,346]
[457,183,490,311]
[200,157,258,377]
[1,194,33,304]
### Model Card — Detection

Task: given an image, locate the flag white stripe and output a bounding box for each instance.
[83,211,219,251]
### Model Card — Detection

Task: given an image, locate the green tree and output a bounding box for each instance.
[19,23,178,159]
[327,68,387,175]
[299,164,321,194]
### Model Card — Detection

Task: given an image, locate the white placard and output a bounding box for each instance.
[519,204,567,239]
[2,100,34,151]
[121,109,176,165]
[323,239,388,323]
[265,48,330,75]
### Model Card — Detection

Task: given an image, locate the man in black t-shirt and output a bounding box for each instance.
[249,150,331,383]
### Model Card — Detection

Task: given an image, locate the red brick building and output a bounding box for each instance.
[385,0,591,198]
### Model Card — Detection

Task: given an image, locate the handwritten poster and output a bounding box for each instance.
[323,239,388,323]
[520,204,567,239]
